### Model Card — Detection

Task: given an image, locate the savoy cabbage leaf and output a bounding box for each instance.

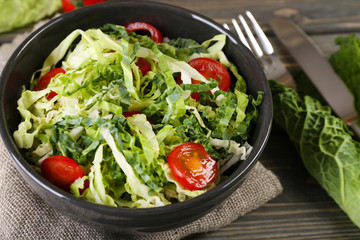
[0,0,61,33]
[270,80,360,228]
[329,34,360,125]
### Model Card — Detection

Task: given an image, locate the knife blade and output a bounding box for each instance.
[270,17,360,138]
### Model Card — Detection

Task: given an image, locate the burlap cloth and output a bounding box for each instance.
[0,19,283,240]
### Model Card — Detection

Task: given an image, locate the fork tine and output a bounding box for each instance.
[230,18,251,51]
[227,12,294,86]
[223,23,230,30]
[238,14,263,58]
[245,11,274,55]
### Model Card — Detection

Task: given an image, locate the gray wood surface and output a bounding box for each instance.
[1,0,360,239]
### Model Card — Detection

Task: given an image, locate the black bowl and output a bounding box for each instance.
[0,1,272,235]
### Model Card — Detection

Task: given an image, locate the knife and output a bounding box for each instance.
[270,17,360,138]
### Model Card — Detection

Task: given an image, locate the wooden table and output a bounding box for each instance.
[154,0,360,239]
[1,0,360,239]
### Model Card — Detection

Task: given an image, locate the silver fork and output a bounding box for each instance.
[224,11,295,87]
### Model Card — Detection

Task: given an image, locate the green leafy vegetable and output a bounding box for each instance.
[329,34,360,125]
[270,80,360,228]
[0,0,61,33]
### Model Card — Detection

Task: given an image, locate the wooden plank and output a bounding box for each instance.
[138,0,360,33]
[2,0,360,239]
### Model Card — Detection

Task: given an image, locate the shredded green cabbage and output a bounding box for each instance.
[13,24,262,208]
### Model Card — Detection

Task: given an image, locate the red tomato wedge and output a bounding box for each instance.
[125,22,162,43]
[41,155,88,193]
[61,0,77,12]
[188,58,231,91]
[135,57,152,75]
[168,142,218,190]
[33,68,65,99]
[61,0,106,12]
[177,58,231,100]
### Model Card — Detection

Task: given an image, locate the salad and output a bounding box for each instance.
[13,22,262,208]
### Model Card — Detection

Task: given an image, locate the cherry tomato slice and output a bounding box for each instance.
[168,142,218,190]
[41,155,88,193]
[61,0,106,12]
[188,57,231,91]
[61,0,83,12]
[33,68,65,99]
[125,22,162,43]
[135,57,152,75]
[177,58,231,100]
